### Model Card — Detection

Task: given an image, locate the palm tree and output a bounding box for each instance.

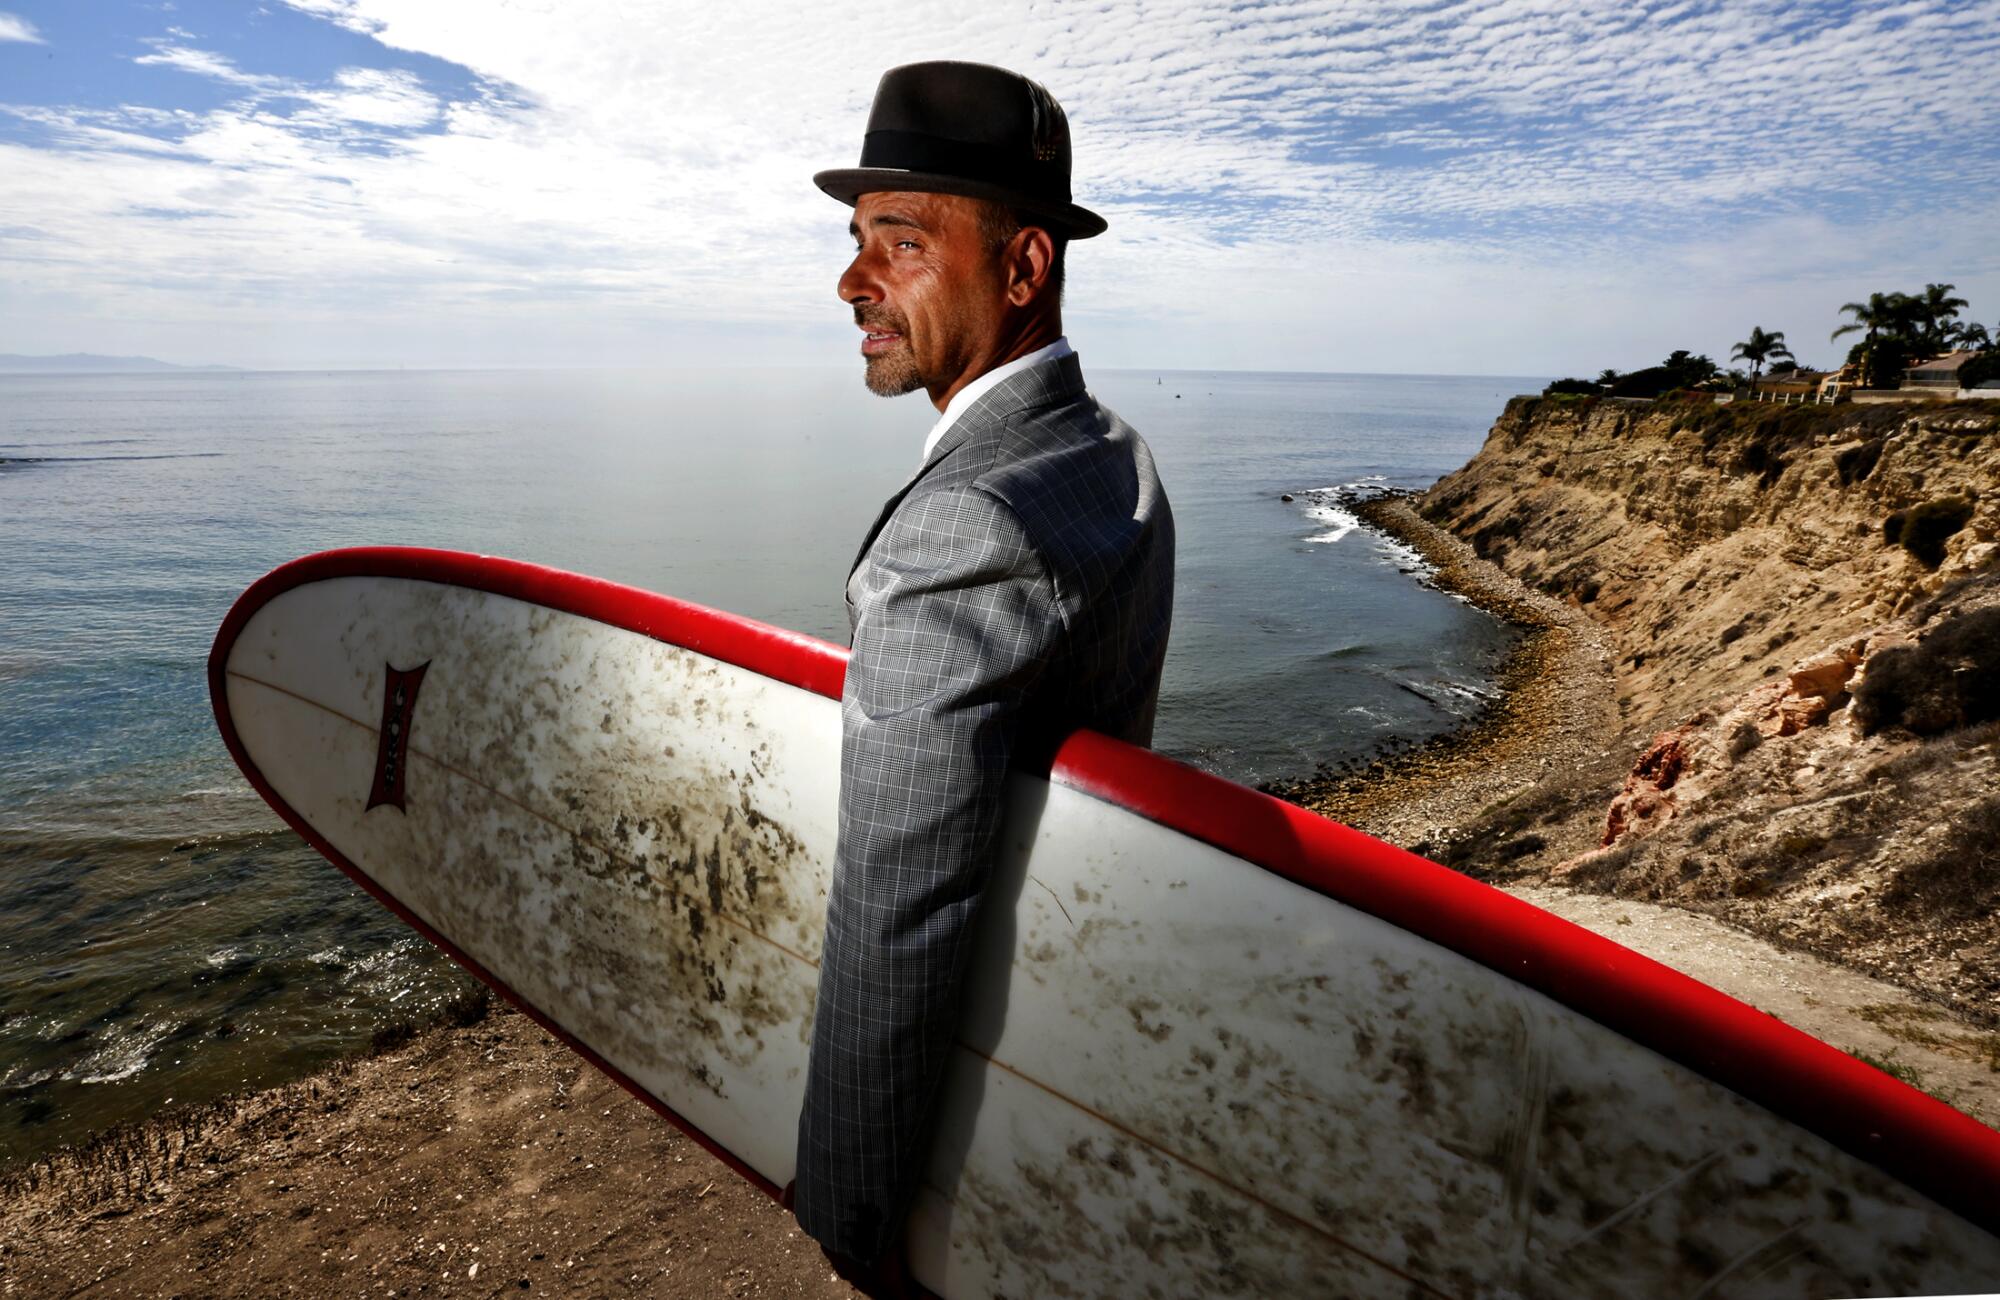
[1730,326,1795,393]
[1595,368,1621,386]
[1832,291,1914,388]
[1911,282,1969,352]
[1955,321,1994,351]
[1830,292,1906,346]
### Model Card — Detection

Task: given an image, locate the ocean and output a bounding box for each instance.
[0,364,1538,1163]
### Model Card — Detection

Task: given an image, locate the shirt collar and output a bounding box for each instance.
[921,336,1074,462]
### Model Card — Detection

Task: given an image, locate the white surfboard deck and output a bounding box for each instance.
[211,550,2000,1299]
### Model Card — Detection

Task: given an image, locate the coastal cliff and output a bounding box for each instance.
[1384,395,2000,1022]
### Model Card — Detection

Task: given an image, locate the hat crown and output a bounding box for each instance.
[814,60,1106,239]
[865,61,1070,166]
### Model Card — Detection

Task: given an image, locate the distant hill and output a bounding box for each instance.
[0,353,243,374]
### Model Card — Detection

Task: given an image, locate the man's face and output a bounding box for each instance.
[839,191,1006,399]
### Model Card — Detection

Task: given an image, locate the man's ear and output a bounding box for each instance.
[1005,226,1055,307]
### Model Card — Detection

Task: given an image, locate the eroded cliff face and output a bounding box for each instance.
[1423,396,1999,731]
[1419,396,2000,1022]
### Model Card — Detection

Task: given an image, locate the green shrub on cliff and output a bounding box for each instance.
[1882,791,2000,921]
[1853,607,2000,735]
[1542,377,1599,396]
[1834,438,1886,485]
[1732,439,1788,488]
[1674,397,1828,447]
[1890,497,1976,568]
[1961,352,2000,392]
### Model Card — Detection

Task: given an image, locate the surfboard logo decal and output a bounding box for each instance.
[366,661,430,812]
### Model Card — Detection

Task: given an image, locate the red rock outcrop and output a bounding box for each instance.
[1593,635,1882,853]
[1602,721,1700,846]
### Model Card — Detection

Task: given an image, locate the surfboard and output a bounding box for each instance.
[210,547,2000,1299]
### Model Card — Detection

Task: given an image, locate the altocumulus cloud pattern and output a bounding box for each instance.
[1,0,1995,371]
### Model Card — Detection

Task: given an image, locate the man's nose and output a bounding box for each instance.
[838,247,879,305]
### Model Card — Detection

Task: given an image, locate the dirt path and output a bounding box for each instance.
[1509,883,2000,1127]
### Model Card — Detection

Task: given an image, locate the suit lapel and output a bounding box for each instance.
[845,472,922,595]
[843,353,1090,624]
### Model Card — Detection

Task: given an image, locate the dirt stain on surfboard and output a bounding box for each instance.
[953,898,1997,1299]
[337,587,823,1112]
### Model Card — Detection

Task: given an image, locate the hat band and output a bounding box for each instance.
[857,129,1070,205]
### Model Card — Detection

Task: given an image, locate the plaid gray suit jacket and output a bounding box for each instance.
[793,351,1174,1261]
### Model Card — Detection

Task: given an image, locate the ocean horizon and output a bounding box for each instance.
[0,353,1553,381]
[1,363,1545,1162]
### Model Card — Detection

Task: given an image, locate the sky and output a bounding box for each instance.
[1,0,1996,375]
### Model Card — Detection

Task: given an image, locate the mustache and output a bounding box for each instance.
[853,306,908,333]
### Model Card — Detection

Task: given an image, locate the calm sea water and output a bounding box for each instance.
[0,364,1537,1162]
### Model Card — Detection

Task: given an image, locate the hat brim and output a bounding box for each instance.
[813,167,1108,239]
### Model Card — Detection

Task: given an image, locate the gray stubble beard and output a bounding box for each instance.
[863,343,923,397]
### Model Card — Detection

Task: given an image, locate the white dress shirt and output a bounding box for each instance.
[921,336,1074,463]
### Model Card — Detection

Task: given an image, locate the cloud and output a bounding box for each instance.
[127,41,436,128]
[301,67,439,127]
[1,0,1996,370]
[133,44,285,89]
[279,0,384,36]
[0,11,42,43]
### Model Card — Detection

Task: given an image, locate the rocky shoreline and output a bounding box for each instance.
[1267,488,1625,862]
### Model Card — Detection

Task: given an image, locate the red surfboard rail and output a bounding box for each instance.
[210,545,2000,1241]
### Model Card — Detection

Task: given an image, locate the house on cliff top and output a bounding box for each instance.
[1747,368,1839,404]
[1757,368,1832,396]
[1904,350,1981,390]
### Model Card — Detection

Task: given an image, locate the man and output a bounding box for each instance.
[792,60,1175,1282]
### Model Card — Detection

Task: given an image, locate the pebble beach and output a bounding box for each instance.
[1272,490,1625,860]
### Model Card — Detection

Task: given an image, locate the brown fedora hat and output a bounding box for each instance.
[814,60,1108,240]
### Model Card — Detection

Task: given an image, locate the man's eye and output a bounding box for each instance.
[896,240,920,250]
